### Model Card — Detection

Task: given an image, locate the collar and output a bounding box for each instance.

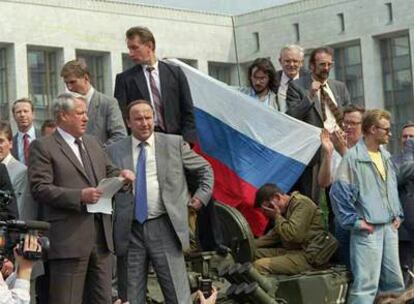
[132,132,155,148]
[281,72,299,84]
[18,125,35,138]
[142,60,159,73]
[84,86,95,104]
[57,127,78,143]
[354,138,391,162]
[1,153,13,165]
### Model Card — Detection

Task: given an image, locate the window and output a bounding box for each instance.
[293,23,300,42]
[333,43,364,105]
[208,62,234,85]
[0,48,8,120]
[380,34,414,153]
[385,3,393,23]
[122,54,135,71]
[253,32,260,52]
[27,47,59,122]
[76,51,107,93]
[177,58,198,69]
[337,13,345,32]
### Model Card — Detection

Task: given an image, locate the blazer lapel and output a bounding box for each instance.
[54,132,91,184]
[154,133,167,187]
[87,91,100,133]
[133,65,151,101]
[304,76,324,121]
[122,137,134,171]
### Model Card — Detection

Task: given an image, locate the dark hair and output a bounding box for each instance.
[401,121,414,131]
[0,120,12,141]
[254,183,284,208]
[308,46,334,68]
[12,98,34,113]
[126,100,154,119]
[41,119,57,133]
[343,104,365,116]
[248,58,277,93]
[126,26,156,51]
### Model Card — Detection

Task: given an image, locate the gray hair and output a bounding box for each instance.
[53,92,86,120]
[279,44,304,59]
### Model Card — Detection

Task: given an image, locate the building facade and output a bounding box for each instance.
[0,0,413,151]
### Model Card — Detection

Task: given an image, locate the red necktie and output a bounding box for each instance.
[23,133,30,164]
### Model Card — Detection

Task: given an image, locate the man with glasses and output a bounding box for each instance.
[318,104,365,268]
[285,46,351,203]
[330,109,404,303]
[392,121,414,167]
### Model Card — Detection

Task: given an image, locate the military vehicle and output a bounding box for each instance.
[147,201,351,303]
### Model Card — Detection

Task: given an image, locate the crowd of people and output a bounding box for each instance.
[0,25,413,304]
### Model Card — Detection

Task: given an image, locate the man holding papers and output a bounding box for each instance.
[107,100,213,304]
[28,93,134,304]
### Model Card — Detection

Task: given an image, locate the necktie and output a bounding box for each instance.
[146,66,165,131]
[320,84,343,127]
[74,138,97,187]
[135,142,148,223]
[23,133,30,164]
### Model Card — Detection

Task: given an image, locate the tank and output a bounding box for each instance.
[146,201,351,303]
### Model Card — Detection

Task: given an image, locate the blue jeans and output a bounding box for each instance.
[335,219,351,270]
[348,223,404,304]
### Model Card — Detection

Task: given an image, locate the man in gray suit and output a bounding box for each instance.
[286,46,351,203]
[28,93,134,304]
[106,100,213,304]
[61,59,127,146]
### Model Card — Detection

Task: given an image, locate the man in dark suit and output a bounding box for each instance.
[286,46,351,203]
[114,26,197,144]
[11,98,40,165]
[275,44,309,113]
[106,100,213,304]
[28,93,134,304]
[61,60,127,147]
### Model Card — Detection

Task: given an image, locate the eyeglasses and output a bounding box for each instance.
[343,121,362,128]
[376,126,392,134]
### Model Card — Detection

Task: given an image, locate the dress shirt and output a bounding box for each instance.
[0,272,30,304]
[317,81,340,133]
[142,61,163,126]
[1,153,13,166]
[84,86,95,110]
[56,127,83,165]
[277,72,299,113]
[16,126,36,163]
[131,133,165,219]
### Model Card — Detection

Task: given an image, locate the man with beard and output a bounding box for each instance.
[330,109,404,303]
[239,58,279,111]
[285,46,351,203]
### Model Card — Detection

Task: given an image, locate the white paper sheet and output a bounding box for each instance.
[87,177,125,214]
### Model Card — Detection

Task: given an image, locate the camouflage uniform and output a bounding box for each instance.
[253,192,326,275]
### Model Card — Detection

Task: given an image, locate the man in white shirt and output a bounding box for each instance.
[11,99,40,165]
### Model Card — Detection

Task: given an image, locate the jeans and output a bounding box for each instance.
[348,223,404,304]
[334,219,351,270]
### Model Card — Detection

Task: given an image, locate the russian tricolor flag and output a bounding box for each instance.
[167,59,321,236]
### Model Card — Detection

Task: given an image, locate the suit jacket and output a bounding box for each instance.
[286,73,351,128]
[87,90,127,146]
[11,128,41,162]
[4,156,37,221]
[114,61,197,143]
[28,131,120,259]
[106,132,213,256]
[0,164,18,220]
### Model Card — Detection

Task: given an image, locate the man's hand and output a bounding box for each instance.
[0,258,14,278]
[261,201,281,220]
[321,129,334,156]
[309,81,322,98]
[119,169,135,183]
[392,218,401,230]
[360,220,375,234]
[196,286,218,304]
[81,187,103,204]
[331,130,347,156]
[189,197,203,211]
[15,234,41,280]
